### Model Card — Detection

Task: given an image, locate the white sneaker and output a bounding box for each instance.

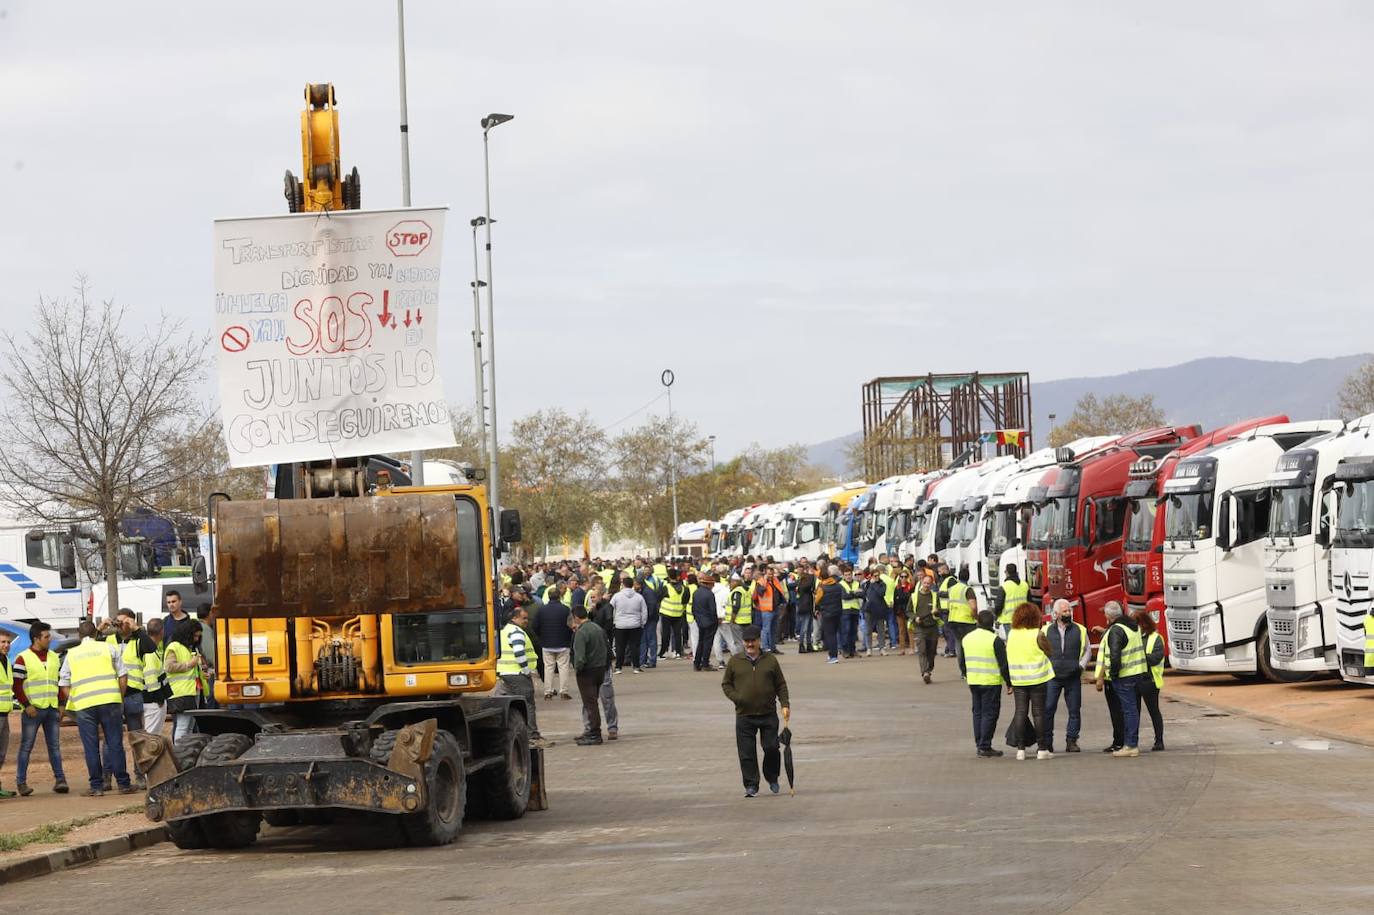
[1015,749,1026,761]
[1036,750,1053,760]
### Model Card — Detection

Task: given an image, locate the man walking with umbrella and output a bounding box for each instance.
[721,624,790,797]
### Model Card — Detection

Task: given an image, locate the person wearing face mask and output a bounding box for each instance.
[1042,598,1090,753]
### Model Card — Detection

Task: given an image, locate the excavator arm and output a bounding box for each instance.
[284,82,361,212]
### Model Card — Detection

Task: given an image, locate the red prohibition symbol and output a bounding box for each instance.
[221,325,251,353]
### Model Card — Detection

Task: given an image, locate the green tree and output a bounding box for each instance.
[609,414,709,549]
[1049,393,1165,447]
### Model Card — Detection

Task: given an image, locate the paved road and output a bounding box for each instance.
[6,650,1372,913]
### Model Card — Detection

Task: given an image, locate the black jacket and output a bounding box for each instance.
[692,585,718,626]
[816,580,844,617]
[796,573,816,614]
[1107,616,1141,679]
[533,600,573,651]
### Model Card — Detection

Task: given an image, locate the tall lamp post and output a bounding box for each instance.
[663,369,678,557]
[396,0,424,484]
[707,434,717,521]
[469,217,490,437]
[480,112,513,532]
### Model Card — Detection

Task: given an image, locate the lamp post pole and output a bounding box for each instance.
[663,370,678,557]
[396,0,423,485]
[708,434,717,521]
[469,218,490,438]
[480,113,513,527]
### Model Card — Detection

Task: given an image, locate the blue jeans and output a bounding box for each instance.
[841,611,860,655]
[797,611,815,647]
[886,610,899,646]
[759,611,776,651]
[17,707,66,785]
[1044,674,1082,745]
[76,704,130,790]
[640,617,659,667]
[1112,675,1142,748]
[858,613,870,651]
[121,693,145,733]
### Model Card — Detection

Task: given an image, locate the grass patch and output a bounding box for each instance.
[0,804,144,853]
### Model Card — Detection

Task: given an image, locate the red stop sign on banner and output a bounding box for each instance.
[386,220,433,257]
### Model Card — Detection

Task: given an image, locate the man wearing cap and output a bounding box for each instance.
[721,624,790,797]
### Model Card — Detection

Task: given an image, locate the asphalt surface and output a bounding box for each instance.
[4,648,1371,913]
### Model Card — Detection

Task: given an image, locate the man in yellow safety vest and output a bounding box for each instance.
[1094,602,1147,758]
[12,621,68,796]
[0,629,16,797]
[960,610,1010,758]
[59,620,133,796]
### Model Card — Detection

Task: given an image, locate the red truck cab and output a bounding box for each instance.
[1120,416,1289,628]
[1037,426,1201,638]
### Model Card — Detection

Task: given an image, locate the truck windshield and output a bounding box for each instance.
[780,518,798,548]
[934,508,954,552]
[1046,497,1079,545]
[1029,501,1056,549]
[393,497,488,664]
[958,510,980,545]
[1269,485,1313,539]
[1166,491,1214,541]
[910,511,930,547]
[987,507,1018,554]
[886,510,907,544]
[1124,497,1156,552]
[1335,480,1374,547]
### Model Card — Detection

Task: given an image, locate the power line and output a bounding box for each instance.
[600,391,668,434]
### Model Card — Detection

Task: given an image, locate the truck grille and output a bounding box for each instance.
[1171,638,1195,655]
[1170,617,1194,635]
[1272,638,1294,657]
[1270,617,1294,636]
[1343,649,1367,680]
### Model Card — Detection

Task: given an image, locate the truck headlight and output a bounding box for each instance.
[241,684,263,698]
[447,673,469,687]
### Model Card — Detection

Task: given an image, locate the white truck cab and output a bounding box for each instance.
[1329,439,1374,684]
[1164,421,1342,680]
[1264,417,1374,675]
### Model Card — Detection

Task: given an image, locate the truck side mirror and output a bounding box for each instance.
[1083,502,1096,553]
[59,542,77,590]
[191,555,209,590]
[499,509,522,544]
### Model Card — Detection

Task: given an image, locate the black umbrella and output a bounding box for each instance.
[778,726,795,795]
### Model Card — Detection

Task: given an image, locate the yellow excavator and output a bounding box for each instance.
[284,82,361,212]
[136,458,544,849]
[134,87,542,849]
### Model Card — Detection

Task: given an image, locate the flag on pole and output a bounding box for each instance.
[978,429,1026,447]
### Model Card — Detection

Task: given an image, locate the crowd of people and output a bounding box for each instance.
[497,551,1166,759]
[0,590,216,798]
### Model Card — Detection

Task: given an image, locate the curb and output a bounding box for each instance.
[0,824,168,886]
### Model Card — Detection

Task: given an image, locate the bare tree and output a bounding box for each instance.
[609,414,709,549]
[0,279,209,614]
[1338,359,1374,418]
[158,418,266,515]
[504,408,609,556]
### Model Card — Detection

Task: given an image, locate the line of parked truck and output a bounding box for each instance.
[688,412,1374,686]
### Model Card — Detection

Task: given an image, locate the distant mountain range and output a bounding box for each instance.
[807,354,1372,475]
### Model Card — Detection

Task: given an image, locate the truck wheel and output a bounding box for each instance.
[1257,628,1316,684]
[468,715,531,821]
[262,811,300,828]
[400,732,465,847]
[172,734,212,771]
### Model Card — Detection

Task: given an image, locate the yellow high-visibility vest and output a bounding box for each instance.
[1005,628,1052,687]
[999,579,1030,625]
[16,649,60,709]
[962,628,1003,686]
[65,639,123,711]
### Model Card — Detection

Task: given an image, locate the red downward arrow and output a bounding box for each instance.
[415,308,423,325]
[403,308,413,328]
[379,290,393,327]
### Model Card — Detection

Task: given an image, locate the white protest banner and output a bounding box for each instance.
[214,207,456,468]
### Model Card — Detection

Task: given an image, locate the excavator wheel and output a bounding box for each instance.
[466,714,530,821]
[399,731,466,847]
[284,170,304,213]
[172,734,212,771]
[196,734,262,850]
[342,166,361,210]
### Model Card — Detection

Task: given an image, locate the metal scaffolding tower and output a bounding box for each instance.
[860,372,1033,479]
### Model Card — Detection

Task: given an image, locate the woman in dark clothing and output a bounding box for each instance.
[795,565,816,653]
[892,570,913,656]
[1136,611,1166,751]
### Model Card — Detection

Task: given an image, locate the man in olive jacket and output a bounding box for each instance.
[721,624,791,797]
[570,607,609,746]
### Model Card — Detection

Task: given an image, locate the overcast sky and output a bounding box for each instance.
[2,1,1371,459]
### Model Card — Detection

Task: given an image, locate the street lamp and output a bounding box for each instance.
[469,217,492,435]
[396,0,424,484]
[663,369,678,557]
[481,112,513,546]
[708,434,717,521]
